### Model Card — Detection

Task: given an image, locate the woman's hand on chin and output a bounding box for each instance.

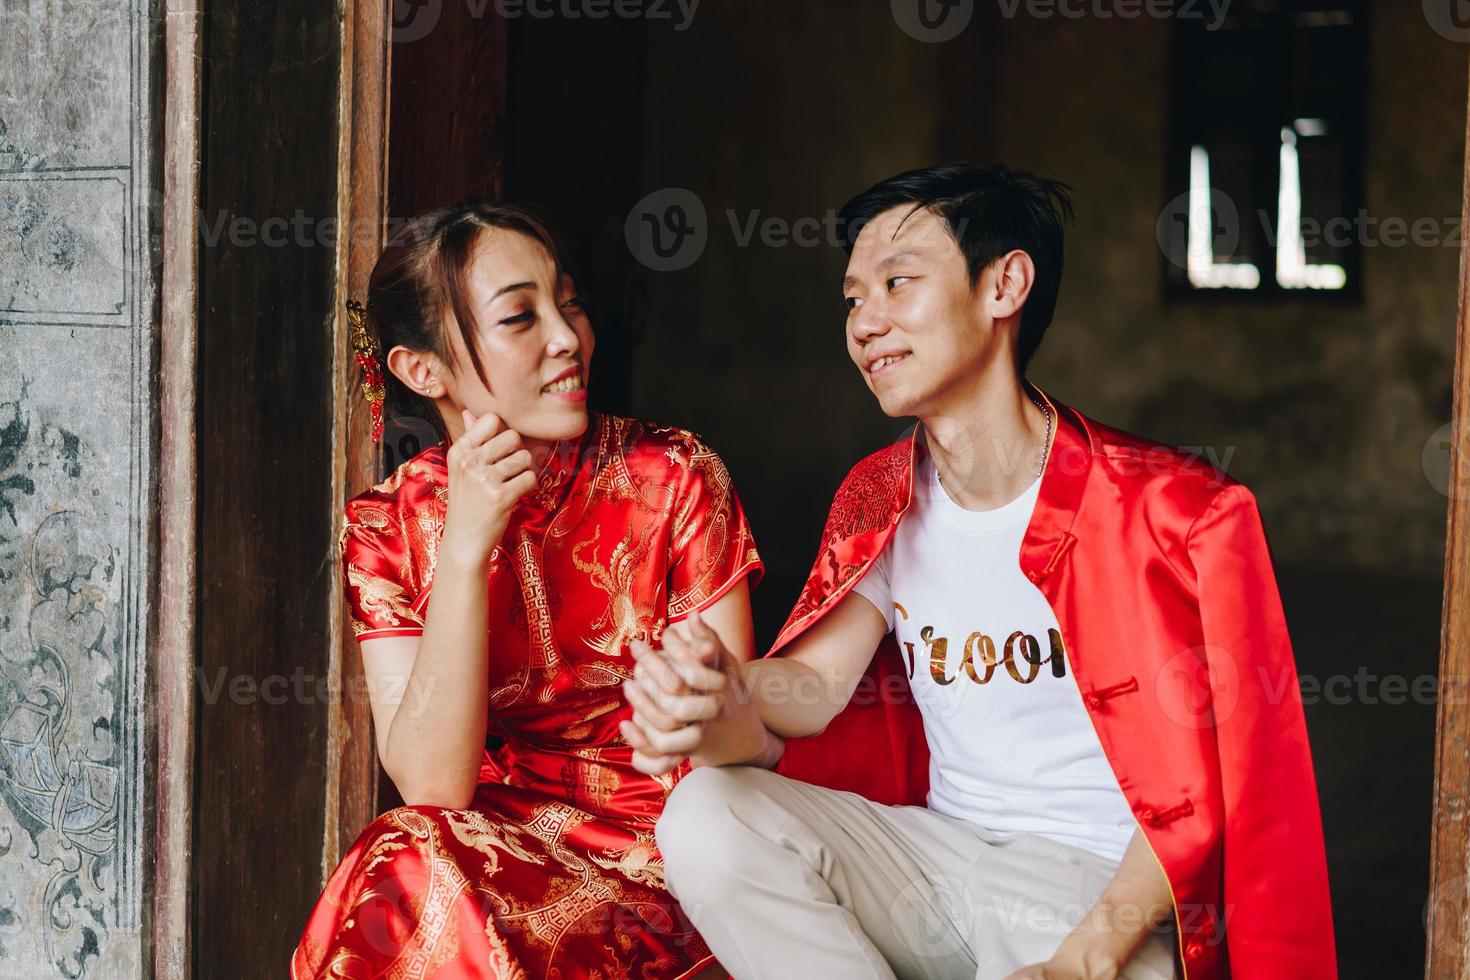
[440,409,537,567]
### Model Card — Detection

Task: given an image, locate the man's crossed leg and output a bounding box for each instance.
[658,766,1176,980]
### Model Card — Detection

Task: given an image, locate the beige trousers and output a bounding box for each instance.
[656,766,1178,980]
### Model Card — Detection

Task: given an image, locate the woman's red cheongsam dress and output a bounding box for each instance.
[291,414,762,980]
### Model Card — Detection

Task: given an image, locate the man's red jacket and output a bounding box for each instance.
[766,387,1336,980]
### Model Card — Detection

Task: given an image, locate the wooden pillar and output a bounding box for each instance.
[1427,52,1470,980]
[323,2,511,835]
[192,2,342,972]
[154,1,202,974]
[322,0,391,876]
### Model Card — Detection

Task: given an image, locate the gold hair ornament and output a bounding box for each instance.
[346,299,386,443]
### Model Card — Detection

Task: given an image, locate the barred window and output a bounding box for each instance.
[1161,1,1366,299]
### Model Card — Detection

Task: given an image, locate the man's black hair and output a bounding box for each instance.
[838,162,1074,371]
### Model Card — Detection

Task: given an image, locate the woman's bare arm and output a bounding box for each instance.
[359,411,536,808]
[684,579,755,664]
[360,545,495,808]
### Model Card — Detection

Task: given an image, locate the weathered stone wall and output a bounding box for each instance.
[0,1,155,975]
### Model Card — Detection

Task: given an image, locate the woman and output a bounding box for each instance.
[291,203,761,979]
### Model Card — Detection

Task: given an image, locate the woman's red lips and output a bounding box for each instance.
[542,365,587,401]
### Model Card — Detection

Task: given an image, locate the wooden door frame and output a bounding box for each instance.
[1426,54,1470,980]
[298,11,1470,974]
[150,0,500,968]
[156,0,365,969]
[320,0,511,864]
[154,0,202,974]
[321,0,391,876]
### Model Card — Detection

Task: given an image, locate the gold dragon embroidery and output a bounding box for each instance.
[345,563,422,633]
[570,523,658,662]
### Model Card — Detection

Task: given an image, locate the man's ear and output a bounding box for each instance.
[985,249,1036,322]
[385,345,447,400]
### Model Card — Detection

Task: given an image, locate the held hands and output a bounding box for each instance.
[620,610,772,775]
[441,410,537,567]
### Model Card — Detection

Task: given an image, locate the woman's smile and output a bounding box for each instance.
[541,365,587,402]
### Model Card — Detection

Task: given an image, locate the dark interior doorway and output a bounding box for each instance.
[184,5,1466,977]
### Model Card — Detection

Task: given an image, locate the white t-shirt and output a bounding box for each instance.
[851,453,1138,862]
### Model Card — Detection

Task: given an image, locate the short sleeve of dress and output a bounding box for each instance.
[341,499,426,641]
[665,446,763,622]
[848,547,895,632]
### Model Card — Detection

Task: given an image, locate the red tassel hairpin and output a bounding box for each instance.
[346,300,386,443]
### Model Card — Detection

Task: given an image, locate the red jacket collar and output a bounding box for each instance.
[770,384,1094,653]
[1020,385,1092,586]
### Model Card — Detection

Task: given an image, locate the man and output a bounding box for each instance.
[619,163,1335,979]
